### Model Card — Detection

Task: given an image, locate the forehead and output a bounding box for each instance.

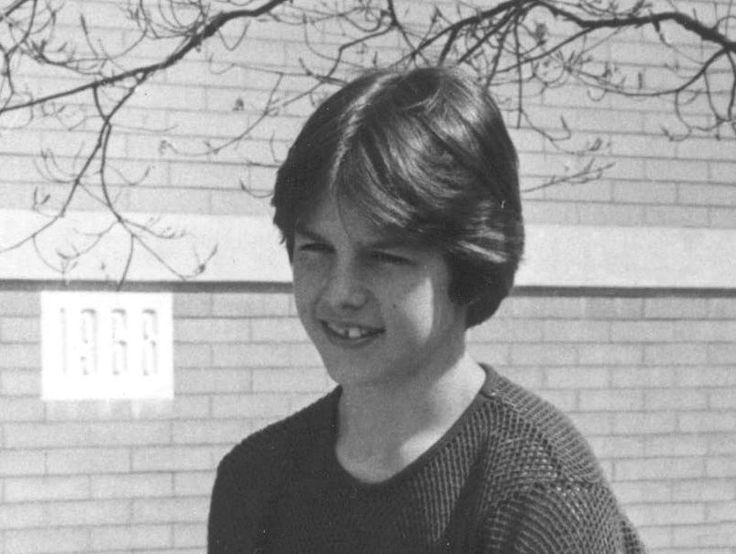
[295,193,410,248]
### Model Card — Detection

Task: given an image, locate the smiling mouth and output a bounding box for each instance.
[321,321,384,341]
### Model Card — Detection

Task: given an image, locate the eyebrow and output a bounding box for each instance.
[294,223,409,251]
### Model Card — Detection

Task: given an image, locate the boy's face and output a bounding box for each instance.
[291,193,468,390]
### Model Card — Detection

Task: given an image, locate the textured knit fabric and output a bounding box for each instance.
[208,365,646,553]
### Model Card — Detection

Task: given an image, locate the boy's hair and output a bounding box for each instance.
[272,66,524,328]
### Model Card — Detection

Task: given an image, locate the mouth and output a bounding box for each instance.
[321,320,384,343]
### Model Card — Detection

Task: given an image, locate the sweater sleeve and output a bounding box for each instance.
[207,454,268,554]
[482,482,645,554]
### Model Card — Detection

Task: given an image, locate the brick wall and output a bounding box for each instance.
[1,286,735,553]
[2,0,736,552]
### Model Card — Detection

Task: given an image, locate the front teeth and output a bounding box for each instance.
[325,322,376,340]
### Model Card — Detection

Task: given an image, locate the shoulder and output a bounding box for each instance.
[217,388,338,485]
[475,365,604,486]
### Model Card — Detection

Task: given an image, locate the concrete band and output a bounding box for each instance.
[1,209,734,289]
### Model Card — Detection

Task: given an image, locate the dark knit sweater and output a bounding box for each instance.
[208,366,645,553]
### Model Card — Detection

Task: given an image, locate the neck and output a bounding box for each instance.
[335,353,485,483]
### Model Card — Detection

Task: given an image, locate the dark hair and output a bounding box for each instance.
[272,66,524,327]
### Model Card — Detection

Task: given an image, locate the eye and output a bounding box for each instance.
[369,250,411,265]
[296,241,331,254]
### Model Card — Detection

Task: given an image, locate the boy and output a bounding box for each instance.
[208,66,645,553]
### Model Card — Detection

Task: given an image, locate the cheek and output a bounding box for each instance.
[292,261,323,313]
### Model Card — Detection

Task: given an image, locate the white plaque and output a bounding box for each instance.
[41,291,173,400]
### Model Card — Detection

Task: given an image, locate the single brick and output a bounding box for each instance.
[576,203,646,226]
[495,366,544,390]
[0,398,44,422]
[645,205,711,227]
[176,368,252,394]
[587,436,645,459]
[679,182,736,206]
[672,321,736,342]
[126,186,212,214]
[171,521,206,548]
[250,318,309,342]
[544,366,609,388]
[132,446,213,471]
[706,457,736,478]
[672,480,735,502]
[45,499,131,526]
[677,366,736,387]
[644,389,708,411]
[578,344,643,365]
[611,481,671,504]
[251,367,329,393]
[90,473,173,499]
[510,344,577,366]
[210,393,294,419]
[710,160,736,183]
[644,435,710,457]
[540,180,612,202]
[579,389,644,411]
[90,524,172,551]
[672,523,736,548]
[708,433,736,455]
[4,476,90,502]
[46,448,132,475]
[5,527,90,553]
[506,296,587,319]
[679,412,736,433]
[43,399,132,422]
[644,298,709,319]
[0,344,39,368]
[611,366,676,388]
[0,450,45,476]
[610,321,675,342]
[212,292,292,317]
[174,471,215,496]
[644,344,708,366]
[624,502,706,525]
[613,412,678,435]
[709,389,736,410]
[212,343,294,368]
[709,343,736,364]
[173,343,212,368]
[707,501,736,523]
[612,181,678,204]
[567,412,613,435]
[646,156,711,181]
[583,297,643,319]
[0,292,39,316]
[0,317,39,343]
[529,389,576,412]
[172,419,249,445]
[710,207,736,228]
[0,503,47,530]
[132,497,210,523]
[613,457,705,481]
[130,395,210,420]
[176,318,251,343]
[173,293,212,317]
[469,318,545,343]
[0,370,40,396]
[542,320,610,342]
[708,298,736,318]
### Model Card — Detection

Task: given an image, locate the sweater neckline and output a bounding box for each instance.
[324,364,496,491]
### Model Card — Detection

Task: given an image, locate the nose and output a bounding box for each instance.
[321,259,368,310]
